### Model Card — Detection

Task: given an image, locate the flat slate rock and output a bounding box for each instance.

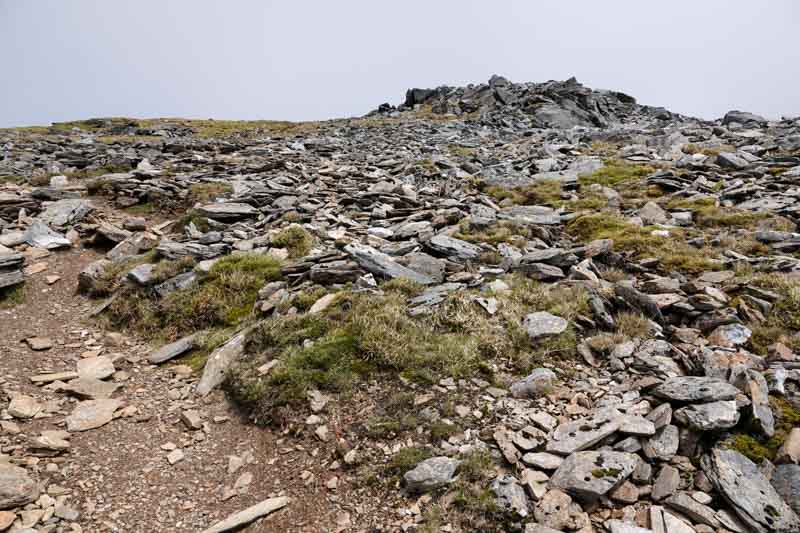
[673,400,740,431]
[642,424,680,461]
[196,328,250,396]
[653,376,740,402]
[344,243,435,285]
[36,198,92,228]
[425,234,482,260]
[76,356,115,380]
[61,377,120,400]
[201,496,289,533]
[546,408,621,455]
[66,399,121,432]
[491,475,529,517]
[23,220,71,249]
[771,464,800,516]
[403,456,460,493]
[702,448,800,533]
[149,333,200,364]
[549,450,638,502]
[196,202,258,220]
[524,312,568,340]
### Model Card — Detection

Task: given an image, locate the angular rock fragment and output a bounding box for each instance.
[200,496,289,533]
[547,408,621,455]
[344,243,434,285]
[149,333,200,364]
[549,450,638,501]
[66,399,122,432]
[524,312,568,340]
[403,456,460,493]
[702,448,800,533]
[0,464,39,509]
[491,475,529,517]
[673,400,740,431]
[653,376,739,403]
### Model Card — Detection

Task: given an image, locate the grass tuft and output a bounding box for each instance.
[0,284,25,308]
[271,224,313,258]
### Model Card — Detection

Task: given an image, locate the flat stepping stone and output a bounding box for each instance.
[66,399,121,432]
[549,450,638,502]
[524,312,568,340]
[546,408,620,455]
[652,376,739,402]
[702,448,800,533]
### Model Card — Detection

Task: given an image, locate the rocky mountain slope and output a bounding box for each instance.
[1,76,799,532]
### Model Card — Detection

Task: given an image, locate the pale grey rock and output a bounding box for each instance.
[498,205,561,225]
[511,368,556,398]
[547,408,620,455]
[127,263,156,285]
[639,201,669,224]
[154,271,197,298]
[196,328,251,396]
[196,202,257,221]
[491,475,529,517]
[776,427,800,464]
[642,424,680,461]
[519,262,565,281]
[36,198,92,228]
[66,399,121,432]
[708,323,751,347]
[344,243,434,285]
[771,464,800,515]
[8,395,42,419]
[425,234,482,261]
[549,450,638,501]
[606,520,652,533]
[521,452,563,470]
[403,456,460,493]
[524,312,568,340]
[149,333,200,364]
[23,220,71,249]
[61,377,120,400]
[76,356,115,380]
[652,465,681,501]
[745,370,775,437]
[533,489,589,531]
[674,400,740,431]
[200,496,289,533]
[653,377,739,402]
[702,448,800,533]
[618,414,656,436]
[665,492,720,528]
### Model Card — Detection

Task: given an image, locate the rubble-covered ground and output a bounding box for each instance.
[1,76,800,533]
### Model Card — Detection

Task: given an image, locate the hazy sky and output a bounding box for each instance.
[2,1,799,128]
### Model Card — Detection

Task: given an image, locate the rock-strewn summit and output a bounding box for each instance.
[0,77,799,532]
[375,75,683,129]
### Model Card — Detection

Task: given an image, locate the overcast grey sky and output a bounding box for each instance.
[2,0,798,128]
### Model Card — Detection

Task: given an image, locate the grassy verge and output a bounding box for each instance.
[102,253,281,342]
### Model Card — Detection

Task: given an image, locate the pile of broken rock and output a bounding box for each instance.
[1,76,800,532]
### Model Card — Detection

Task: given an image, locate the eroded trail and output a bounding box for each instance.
[0,247,359,532]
